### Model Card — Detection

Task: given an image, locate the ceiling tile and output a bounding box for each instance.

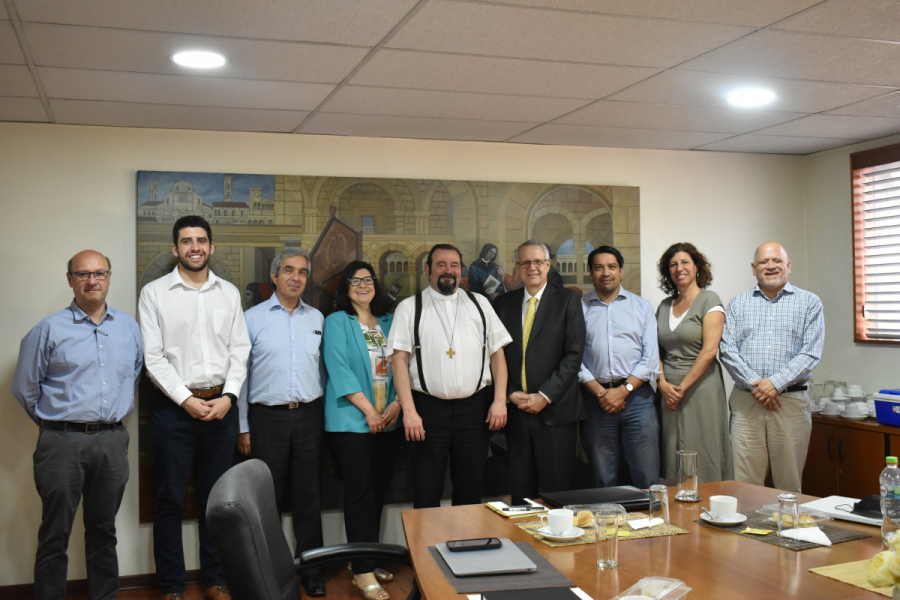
[774,0,900,42]
[678,29,900,87]
[752,114,900,139]
[324,85,589,122]
[510,123,730,149]
[39,67,335,111]
[478,0,821,27]
[16,0,418,46]
[555,100,806,133]
[303,113,538,142]
[386,0,753,68]
[0,64,38,97]
[24,23,368,83]
[0,21,26,64]
[0,97,48,121]
[828,91,900,118]
[695,133,862,154]
[50,99,307,132]
[350,49,660,99]
[608,69,894,113]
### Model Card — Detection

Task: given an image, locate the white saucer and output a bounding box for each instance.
[820,411,843,417]
[536,526,585,541]
[841,414,869,420]
[701,513,747,526]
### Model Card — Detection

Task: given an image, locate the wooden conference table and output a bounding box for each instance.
[401,481,886,600]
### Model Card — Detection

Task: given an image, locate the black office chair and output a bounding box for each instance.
[207,459,420,600]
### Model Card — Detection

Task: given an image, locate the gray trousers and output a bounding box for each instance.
[33,424,129,600]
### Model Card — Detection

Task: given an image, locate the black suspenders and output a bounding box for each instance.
[413,290,487,396]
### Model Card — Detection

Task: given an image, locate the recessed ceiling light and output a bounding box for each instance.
[727,88,776,108]
[171,51,226,69]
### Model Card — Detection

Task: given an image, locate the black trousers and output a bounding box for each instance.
[249,400,324,577]
[409,390,489,508]
[506,408,577,505]
[328,428,403,574]
[33,424,129,600]
[151,390,237,593]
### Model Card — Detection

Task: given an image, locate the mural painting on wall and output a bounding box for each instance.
[136,171,642,521]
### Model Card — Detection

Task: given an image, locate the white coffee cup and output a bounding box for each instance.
[710,495,738,521]
[833,388,848,400]
[540,508,574,535]
[844,403,868,417]
[821,401,843,415]
[849,385,865,397]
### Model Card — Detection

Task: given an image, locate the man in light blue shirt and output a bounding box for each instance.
[237,247,327,597]
[720,242,824,493]
[12,250,143,600]
[579,246,660,488]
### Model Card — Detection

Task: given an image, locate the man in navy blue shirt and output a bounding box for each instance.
[13,250,143,600]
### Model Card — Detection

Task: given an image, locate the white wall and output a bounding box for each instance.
[0,122,805,585]
[804,133,900,392]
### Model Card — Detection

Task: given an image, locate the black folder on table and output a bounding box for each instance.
[539,485,649,510]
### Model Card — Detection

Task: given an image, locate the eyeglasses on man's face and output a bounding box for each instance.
[516,259,547,269]
[69,271,111,281]
[349,276,375,287]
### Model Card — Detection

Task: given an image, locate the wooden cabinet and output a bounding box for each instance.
[802,417,889,498]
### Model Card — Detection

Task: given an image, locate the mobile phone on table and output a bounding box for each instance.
[446,538,502,552]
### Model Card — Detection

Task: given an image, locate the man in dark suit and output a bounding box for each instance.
[493,240,586,505]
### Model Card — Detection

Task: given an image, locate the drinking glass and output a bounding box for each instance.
[594,504,625,569]
[649,485,670,526]
[675,450,700,502]
[811,384,825,403]
[777,493,801,539]
[824,380,836,398]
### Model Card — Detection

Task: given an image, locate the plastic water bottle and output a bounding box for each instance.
[880,456,900,550]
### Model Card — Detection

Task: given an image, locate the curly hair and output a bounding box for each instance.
[657,242,713,297]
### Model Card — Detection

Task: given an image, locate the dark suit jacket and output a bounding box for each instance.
[494,284,586,426]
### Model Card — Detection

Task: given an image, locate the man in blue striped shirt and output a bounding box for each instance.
[720,242,824,493]
[13,250,143,600]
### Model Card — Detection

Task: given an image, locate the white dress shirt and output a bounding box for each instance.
[139,266,251,405]
[387,286,511,400]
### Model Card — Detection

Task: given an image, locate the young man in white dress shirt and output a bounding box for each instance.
[388,244,512,508]
[139,216,251,600]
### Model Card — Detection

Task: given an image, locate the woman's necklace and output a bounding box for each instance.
[432,293,460,359]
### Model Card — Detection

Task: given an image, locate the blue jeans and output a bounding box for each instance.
[580,385,660,489]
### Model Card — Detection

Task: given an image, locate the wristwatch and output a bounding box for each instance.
[623,382,634,393]
[223,392,237,405]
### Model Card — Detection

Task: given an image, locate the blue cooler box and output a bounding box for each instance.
[874,390,900,426]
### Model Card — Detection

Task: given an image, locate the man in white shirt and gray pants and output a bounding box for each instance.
[139,215,251,600]
[388,244,511,508]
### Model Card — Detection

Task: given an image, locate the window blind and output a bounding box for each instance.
[853,143,900,342]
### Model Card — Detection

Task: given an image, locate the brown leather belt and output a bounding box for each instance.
[784,384,808,393]
[265,401,305,410]
[190,385,224,399]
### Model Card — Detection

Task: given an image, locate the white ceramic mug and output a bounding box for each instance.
[540,508,574,535]
[844,404,867,417]
[710,495,738,520]
[821,401,843,415]
[833,388,848,400]
[849,385,865,397]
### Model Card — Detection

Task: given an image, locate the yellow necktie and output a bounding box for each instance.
[522,296,537,393]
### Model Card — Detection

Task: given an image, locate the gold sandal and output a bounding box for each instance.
[352,572,389,600]
[373,568,393,582]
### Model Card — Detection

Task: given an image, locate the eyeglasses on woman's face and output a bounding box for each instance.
[349,276,375,287]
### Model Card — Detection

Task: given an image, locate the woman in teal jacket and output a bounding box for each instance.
[324,261,402,600]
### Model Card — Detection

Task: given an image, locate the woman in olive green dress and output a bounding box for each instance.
[656,242,733,483]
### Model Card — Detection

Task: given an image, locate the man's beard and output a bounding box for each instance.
[437,274,457,295]
[179,254,210,272]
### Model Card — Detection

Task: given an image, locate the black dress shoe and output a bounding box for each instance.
[301,575,326,597]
